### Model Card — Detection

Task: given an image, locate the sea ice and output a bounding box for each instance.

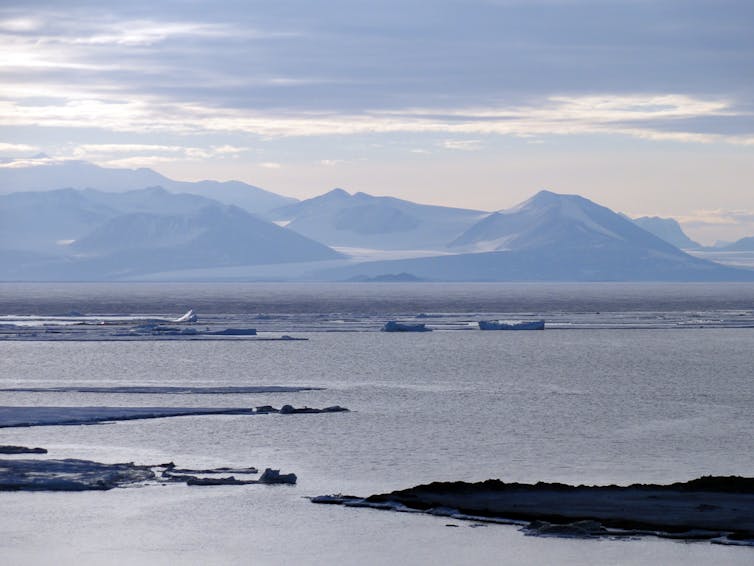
[478,319,545,330]
[0,404,349,428]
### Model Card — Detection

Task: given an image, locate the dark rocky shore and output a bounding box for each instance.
[312,476,754,545]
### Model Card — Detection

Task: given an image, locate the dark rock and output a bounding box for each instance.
[258,468,297,485]
[0,445,47,454]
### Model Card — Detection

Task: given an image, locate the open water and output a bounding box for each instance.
[1,283,753,565]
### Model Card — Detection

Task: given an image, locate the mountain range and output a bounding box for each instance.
[318,191,749,282]
[1,159,753,281]
[0,186,339,280]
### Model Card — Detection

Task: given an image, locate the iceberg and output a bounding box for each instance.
[381,321,432,332]
[478,320,545,330]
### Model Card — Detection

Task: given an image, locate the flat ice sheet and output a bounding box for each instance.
[0,385,323,394]
[0,406,255,428]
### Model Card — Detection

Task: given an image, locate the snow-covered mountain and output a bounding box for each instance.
[317,190,753,281]
[0,188,339,280]
[631,216,701,250]
[0,160,295,215]
[449,190,681,254]
[271,188,487,251]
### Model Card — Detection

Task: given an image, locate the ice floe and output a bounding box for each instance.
[0,456,297,491]
[0,458,155,491]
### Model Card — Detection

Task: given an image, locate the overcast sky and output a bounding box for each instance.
[1,0,753,242]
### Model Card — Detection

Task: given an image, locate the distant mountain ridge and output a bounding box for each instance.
[631,216,702,249]
[0,159,295,215]
[719,236,754,252]
[272,188,487,251]
[0,187,222,254]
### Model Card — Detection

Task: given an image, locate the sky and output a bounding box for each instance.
[1,0,753,243]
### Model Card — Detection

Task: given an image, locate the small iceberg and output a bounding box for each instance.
[172,309,198,323]
[382,321,432,332]
[478,320,545,330]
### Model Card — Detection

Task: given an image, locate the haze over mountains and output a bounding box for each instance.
[630,216,702,250]
[1,160,752,282]
[0,159,294,216]
[0,185,339,280]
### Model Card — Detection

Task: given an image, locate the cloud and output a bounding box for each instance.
[676,209,754,228]
[98,155,178,168]
[258,162,282,169]
[0,142,38,154]
[0,89,749,146]
[675,209,754,244]
[0,143,249,169]
[67,143,248,166]
[0,17,42,32]
[441,139,482,151]
[0,155,63,168]
[2,2,753,127]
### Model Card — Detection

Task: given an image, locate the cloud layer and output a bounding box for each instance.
[2,1,753,141]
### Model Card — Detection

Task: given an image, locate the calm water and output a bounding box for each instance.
[1,283,753,565]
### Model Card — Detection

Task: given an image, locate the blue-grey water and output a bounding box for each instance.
[1,283,753,565]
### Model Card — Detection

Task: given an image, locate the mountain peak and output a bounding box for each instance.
[324,188,351,198]
[526,189,584,207]
[452,189,681,254]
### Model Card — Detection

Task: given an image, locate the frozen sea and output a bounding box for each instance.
[1,282,753,565]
